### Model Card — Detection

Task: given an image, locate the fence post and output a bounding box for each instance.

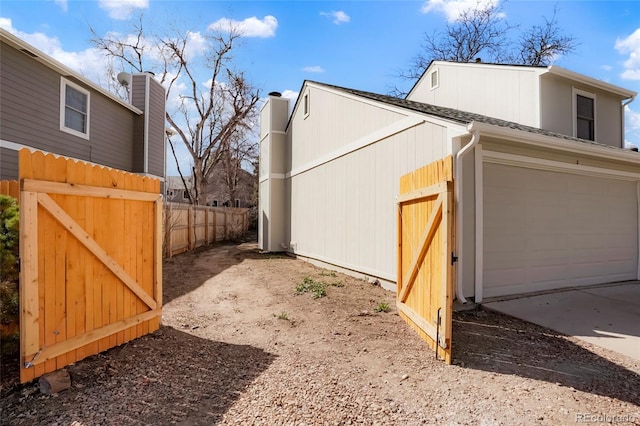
[163,203,172,258]
[205,209,209,245]
[187,205,193,250]
[224,211,229,240]
[212,209,217,242]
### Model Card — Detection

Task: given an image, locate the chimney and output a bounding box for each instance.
[130,73,166,180]
[258,93,290,252]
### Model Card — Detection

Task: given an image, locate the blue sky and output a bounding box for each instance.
[1,0,639,175]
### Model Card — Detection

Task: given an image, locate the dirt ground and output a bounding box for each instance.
[1,235,639,425]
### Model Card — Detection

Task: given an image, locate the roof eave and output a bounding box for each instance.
[0,28,143,115]
[468,121,640,165]
[545,66,637,99]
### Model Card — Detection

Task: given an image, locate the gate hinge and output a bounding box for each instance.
[451,252,458,265]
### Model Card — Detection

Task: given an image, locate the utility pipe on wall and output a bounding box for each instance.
[453,129,480,304]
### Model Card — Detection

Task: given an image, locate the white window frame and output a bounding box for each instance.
[572,88,596,141]
[303,91,310,119]
[60,77,90,140]
[430,69,439,90]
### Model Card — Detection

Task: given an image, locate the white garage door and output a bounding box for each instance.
[483,163,638,297]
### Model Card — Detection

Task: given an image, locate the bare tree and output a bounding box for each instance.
[220,126,258,207]
[425,3,512,64]
[91,15,148,99]
[392,2,576,96]
[91,19,261,206]
[516,8,577,66]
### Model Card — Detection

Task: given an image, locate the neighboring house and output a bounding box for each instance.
[259,60,639,303]
[0,29,166,186]
[165,165,256,208]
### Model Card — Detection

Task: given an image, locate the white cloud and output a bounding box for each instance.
[208,16,278,38]
[302,66,325,73]
[420,0,502,22]
[625,104,640,149]
[54,0,68,12]
[320,11,350,25]
[281,90,299,101]
[615,28,640,80]
[626,105,640,130]
[600,64,613,71]
[182,31,208,61]
[99,0,148,20]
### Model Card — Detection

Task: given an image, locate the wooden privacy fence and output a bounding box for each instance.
[2,148,162,383]
[397,156,454,363]
[0,179,19,200]
[164,202,249,257]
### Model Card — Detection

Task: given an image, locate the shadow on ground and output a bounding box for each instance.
[163,231,290,305]
[453,309,640,407]
[0,326,277,425]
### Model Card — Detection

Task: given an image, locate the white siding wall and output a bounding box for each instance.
[408,62,541,127]
[287,85,454,283]
[290,87,405,168]
[540,74,624,147]
[539,76,572,136]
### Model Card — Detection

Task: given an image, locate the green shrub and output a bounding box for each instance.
[0,195,20,355]
[296,277,327,299]
[275,311,289,320]
[0,195,19,284]
[374,302,391,313]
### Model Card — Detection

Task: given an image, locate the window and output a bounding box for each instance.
[167,189,174,198]
[60,78,90,139]
[182,190,189,200]
[430,69,439,89]
[573,89,595,141]
[212,200,218,207]
[235,199,240,208]
[303,92,310,118]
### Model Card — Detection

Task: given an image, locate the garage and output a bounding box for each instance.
[482,155,639,298]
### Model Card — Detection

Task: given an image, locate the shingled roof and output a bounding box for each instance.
[309,81,631,152]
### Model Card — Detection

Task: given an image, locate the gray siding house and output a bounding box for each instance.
[260,61,639,302]
[0,29,166,184]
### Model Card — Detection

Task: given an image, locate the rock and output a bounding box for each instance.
[38,370,71,395]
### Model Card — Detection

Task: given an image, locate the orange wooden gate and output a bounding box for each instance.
[397,156,454,363]
[17,149,163,383]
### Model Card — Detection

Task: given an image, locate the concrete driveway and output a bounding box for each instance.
[483,281,640,361]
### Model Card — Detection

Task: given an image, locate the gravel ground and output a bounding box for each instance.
[1,237,639,425]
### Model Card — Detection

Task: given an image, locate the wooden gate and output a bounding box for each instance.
[397,156,454,363]
[16,149,163,383]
